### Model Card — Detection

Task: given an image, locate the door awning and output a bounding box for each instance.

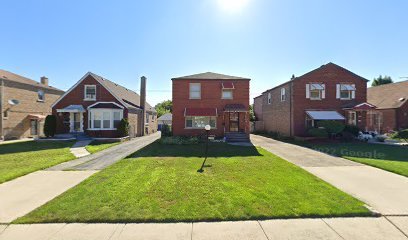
[306,111,345,120]
[57,105,86,113]
[184,108,217,116]
[28,114,46,120]
[224,104,247,112]
[352,102,377,110]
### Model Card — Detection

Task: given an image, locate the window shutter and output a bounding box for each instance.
[351,84,356,99]
[322,84,326,99]
[305,84,310,99]
[336,84,340,99]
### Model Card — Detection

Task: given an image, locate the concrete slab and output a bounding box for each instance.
[0,171,96,223]
[324,217,407,240]
[192,221,267,240]
[0,224,65,240]
[111,223,191,240]
[260,219,342,240]
[49,223,121,240]
[387,216,408,236]
[70,140,92,158]
[305,166,408,215]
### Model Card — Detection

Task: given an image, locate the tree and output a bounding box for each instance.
[43,115,57,137]
[118,118,130,137]
[154,100,172,117]
[372,75,393,87]
[249,104,256,121]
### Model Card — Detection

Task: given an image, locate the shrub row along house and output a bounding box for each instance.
[254,63,391,136]
[51,72,157,138]
[0,70,64,140]
[172,72,250,141]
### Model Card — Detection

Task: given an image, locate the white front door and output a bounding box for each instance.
[70,112,83,132]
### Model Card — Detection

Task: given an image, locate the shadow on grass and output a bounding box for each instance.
[129,141,263,158]
[0,141,74,155]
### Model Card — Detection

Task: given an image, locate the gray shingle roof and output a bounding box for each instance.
[172,72,250,80]
[157,113,172,121]
[368,81,408,109]
[0,69,64,92]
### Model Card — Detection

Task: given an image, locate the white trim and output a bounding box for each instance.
[280,88,286,102]
[336,84,340,99]
[84,84,96,101]
[305,84,310,99]
[267,92,271,104]
[88,108,123,130]
[87,101,124,109]
[189,83,201,99]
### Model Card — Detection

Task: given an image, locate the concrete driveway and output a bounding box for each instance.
[251,134,408,215]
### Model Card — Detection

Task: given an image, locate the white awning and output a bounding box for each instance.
[340,84,356,91]
[310,83,324,90]
[306,111,345,120]
[57,105,86,113]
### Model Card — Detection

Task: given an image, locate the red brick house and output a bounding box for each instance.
[51,72,157,138]
[254,63,381,136]
[368,81,408,132]
[172,72,250,141]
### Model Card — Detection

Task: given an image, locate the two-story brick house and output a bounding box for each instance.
[172,72,250,141]
[254,63,381,136]
[51,72,157,138]
[0,69,64,140]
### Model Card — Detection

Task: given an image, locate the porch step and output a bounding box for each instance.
[225,132,250,143]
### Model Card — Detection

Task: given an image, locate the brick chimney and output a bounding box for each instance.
[140,76,147,136]
[40,76,49,86]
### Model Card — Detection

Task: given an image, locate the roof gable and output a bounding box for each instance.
[368,81,408,109]
[172,72,250,80]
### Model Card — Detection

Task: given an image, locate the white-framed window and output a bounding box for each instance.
[37,90,45,101]
[88,109,123,130]
[185,116,216,129]
[280,88,286,102]
[267,92,271,104]
[145,112,150,124]
[84,85,96,100]
[337,84,355,100]
[222,89,233,99]
[189,83,201,99]
[348,111,357,125]
[307,83,325,100]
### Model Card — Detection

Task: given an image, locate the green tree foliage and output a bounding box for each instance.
[372,75,393,87]
[161,124,172,137]
[118,118,130,137]
[249,104,256,121]
[317,121,345,135]
[43,115,57,137]
[392,129,408,142]
[155,100,172,117]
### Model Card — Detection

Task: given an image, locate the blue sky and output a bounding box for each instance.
[1,0,407,105]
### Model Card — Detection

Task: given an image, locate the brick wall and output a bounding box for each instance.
[396,102,408,130]
[253,96,263,121]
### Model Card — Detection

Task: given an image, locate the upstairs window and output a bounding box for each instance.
[84,85,96,100]
[189,83,201,99]
[145,112,150,124]
[280,88,286,102]
[222,89,233,99]
[337,84,355,100]
[267,92,272,104]
[306,83,325,100]
[37,90,45,101]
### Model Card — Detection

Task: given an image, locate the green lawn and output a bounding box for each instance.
[15,142,371,223]
[85,141,120,154]
[0,141,75,183]
[306,142,408,177]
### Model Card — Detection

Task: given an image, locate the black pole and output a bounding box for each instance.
[198,130,209,172]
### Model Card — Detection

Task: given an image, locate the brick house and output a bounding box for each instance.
[172,72,250,140]
[51,72,157,138]
[368,81,408,132]
[0,69,64,140]
[254,63,381,136]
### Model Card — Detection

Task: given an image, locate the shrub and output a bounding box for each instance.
[317,121,345,135]
[118,118,130,137]
[343,125,360,137]
[307,128,328,138]
[161,124,172,137]
[341,131,355,142]
[160,136,199,145]
[392,129,408,142]
[43,115,57,137]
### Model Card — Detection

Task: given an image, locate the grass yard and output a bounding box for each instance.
[85,141,120,154]
[15,142,371,223]
[0,141,75,183]
[306,142,408,177]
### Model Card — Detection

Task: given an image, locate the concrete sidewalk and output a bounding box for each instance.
[0,217,407,239]
[70,140,92,158]
[251,134,408,215]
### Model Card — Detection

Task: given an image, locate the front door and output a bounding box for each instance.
[71,112,82,132]
[229,112,239,132]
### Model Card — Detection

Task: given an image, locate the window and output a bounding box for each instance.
[84,85,96,100]
[348,111,357,125]
[89,109,123,130]
[3,110,8,119]
[222,89,233,99]
[38,90,45,101]
[145,113,150,124]
[308,83,325,100]
[280,88,286,102]
[113,112,121,128]
[338,84,355,100]
[267,92,271,104]
[189,83,201,99]
[185,116,216,129]
[103,112,110,128]
[93,112,102,128]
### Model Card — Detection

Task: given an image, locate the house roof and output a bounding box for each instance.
[89,73,156,112]
[367,81,408,109]
[262,62,369,94]
[0,69,64,92]
[157,113,172,121]
[172,72,250,81]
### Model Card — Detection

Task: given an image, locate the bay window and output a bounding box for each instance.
[185,116,216,129]
[88,109,123,130]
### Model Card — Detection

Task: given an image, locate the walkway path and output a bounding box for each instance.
[0,217,407,239]
[48,132,160,171]
[69,140,92,158]
[251,134,408,215]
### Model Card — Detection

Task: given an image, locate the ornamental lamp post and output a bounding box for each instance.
[198,125,211,173]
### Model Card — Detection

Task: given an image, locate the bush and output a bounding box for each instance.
[392,129,408,142]
[307,128,328,138]
[118,118,130,137]
[161,124,172,137]
[160,136,199,145]
[317,121,345,135]
[43,115,57,137]
[341,131,355,142]
[343,125,360,137]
